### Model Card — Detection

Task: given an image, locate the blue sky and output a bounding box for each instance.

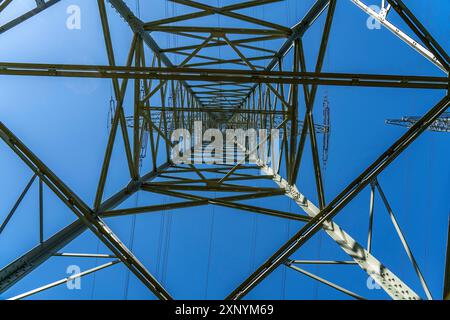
[0,0,448,300]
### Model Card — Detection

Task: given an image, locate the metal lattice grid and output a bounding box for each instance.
[0,0,449,300]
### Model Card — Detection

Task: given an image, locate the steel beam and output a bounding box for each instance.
[236,160,420,300]
[227,95,450,300]
[351,0,447,73]
[8,260,120,300]
[0,62,446,89]
[106,0,201,106]
[0,0,60,35]
[0,174,37,234]
[386,0,449,72]
[0,122,173,299]
[286,262,365,300]
[0,157,170,294]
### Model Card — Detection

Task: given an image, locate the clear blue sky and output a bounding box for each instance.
[0,0,448,300]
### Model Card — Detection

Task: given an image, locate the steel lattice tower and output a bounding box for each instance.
[0,0,449,300]
[386,112,450,132]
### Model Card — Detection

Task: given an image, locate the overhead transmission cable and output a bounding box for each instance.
[123,0,142,299]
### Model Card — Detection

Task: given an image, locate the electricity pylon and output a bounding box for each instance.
[0,0,449,300]
[386,112,450,132]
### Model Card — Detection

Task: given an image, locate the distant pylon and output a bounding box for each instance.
[322,93,330,170]
[386,112,450,132]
